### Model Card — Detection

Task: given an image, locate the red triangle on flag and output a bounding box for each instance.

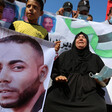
[106,0,112,20]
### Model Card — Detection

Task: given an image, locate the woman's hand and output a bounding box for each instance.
[94,73,110,87]
[54,41,61,52]
[103,79,110,84]
[94,78,107,87]
[55,75,68,82]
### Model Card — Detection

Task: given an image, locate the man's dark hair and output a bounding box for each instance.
[26,0,44,11]
[88,14,93,21]
[0,35,43,57]
[0,0,5,7]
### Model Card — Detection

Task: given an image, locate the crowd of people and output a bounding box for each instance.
[56,0,92,21]
[0,0,112,112]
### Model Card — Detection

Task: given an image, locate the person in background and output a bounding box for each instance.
[87,14,93,21]
[0,0,5,20]
[56,1,74,17]
[9,0,48,40]
[9,0,60,52]
[43,32,109,112]
[0,35,48,112]
[73,0,90,21]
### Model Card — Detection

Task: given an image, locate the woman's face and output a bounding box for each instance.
[75,34,87,49]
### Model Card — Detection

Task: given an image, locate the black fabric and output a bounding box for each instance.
[43,32,107,112]
[31,91,45,112]
[107,104,112,112]
[44,34,48,40]
[9,23,15,30]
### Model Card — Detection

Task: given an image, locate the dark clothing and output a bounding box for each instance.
[43,32,107,112]
[107,104,112,112]
[32,91,45,112]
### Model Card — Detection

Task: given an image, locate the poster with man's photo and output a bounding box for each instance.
[39,11,56,33]
[0,27,55,112]
[0,0,26,28]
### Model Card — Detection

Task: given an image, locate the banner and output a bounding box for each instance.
[0,27,55,112]
[38,11,112,105]
[0,7,112,105]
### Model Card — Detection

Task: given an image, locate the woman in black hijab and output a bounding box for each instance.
[43,32,108,112]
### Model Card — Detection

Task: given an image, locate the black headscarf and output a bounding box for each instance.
[52,32,93,80]
[64,32,92,75]
[51,32,106,98]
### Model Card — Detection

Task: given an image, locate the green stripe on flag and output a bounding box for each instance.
[64,18,112,58]
[64,18,94,35]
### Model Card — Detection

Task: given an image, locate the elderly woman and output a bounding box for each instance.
[43,32,108,112]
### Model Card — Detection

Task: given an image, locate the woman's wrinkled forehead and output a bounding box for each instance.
[76,34,86,39]
[72,32,89,47]
[71,32,89,49]
[75,32,88,40]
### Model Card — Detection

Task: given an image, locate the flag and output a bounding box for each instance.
[40,11,112,104]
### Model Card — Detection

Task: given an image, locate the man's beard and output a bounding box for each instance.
[0,76,40,108]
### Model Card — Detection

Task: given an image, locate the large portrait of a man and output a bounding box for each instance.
[0,34,51,112]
